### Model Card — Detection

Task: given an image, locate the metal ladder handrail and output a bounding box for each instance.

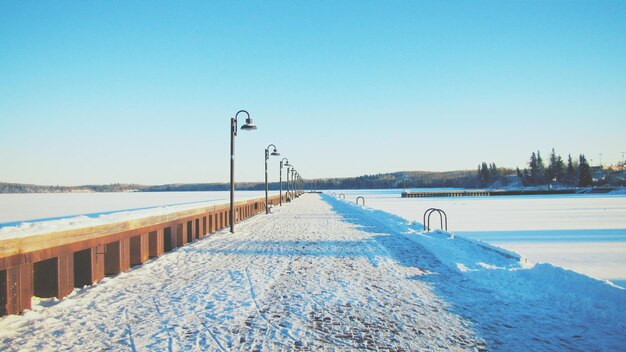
[423,208,448,231]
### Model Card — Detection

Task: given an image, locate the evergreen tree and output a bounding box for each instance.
[528,151,547,185]
[578,154,593,187]
[536,151,546,184]
[529,152,538,185]
[489,163,498,178]
[566,154,576,186]
[547,148,565,183]
[479,162,491,186]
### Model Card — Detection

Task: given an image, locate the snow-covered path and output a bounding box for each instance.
[1,194,484,351]
[1,193,624,351]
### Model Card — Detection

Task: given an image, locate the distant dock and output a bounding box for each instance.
[401,188,616,198]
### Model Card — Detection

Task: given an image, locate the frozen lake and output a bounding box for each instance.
[0,191,278,226]
[325,189,626,286]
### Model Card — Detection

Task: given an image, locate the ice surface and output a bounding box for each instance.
[0,191,277,239]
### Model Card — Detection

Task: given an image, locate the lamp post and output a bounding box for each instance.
[265,144,280,214]
[291,168,296,198]
[295,173,299,196]
[279,158,289,206]
[285,163,291,202]
[230,110,257,233]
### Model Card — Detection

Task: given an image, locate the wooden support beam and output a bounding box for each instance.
[1,263,32,316]
[93,244,105,282]
[57,254,74,298]
[149,229,164,258]
[130,233,149,266]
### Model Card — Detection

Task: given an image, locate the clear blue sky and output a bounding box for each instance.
[1,1,625,185]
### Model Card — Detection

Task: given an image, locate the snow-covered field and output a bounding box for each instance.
[325,189,626,287]
[1,194,623,351]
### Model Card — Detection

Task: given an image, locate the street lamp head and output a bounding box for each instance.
[235,110,257,131]
[241,117,257,131]
[271,149,280,156]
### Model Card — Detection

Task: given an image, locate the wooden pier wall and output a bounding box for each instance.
[0,194,291,316]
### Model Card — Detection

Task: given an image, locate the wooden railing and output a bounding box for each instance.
[0,194,287,316]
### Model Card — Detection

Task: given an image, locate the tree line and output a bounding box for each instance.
[0,182,144,194]
[514,149,593,187]
[2,151,623,193]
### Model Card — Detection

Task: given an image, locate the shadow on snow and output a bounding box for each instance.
[320,194,626,352]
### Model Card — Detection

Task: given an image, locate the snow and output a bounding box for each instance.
[1,194,624,351]
[326,189,626,285]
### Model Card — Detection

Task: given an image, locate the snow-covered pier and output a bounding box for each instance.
[0,194,287,317]
[1,193,624,351]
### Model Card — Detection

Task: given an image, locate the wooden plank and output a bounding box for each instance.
[120,238,130,272]
[201,216,206,238]
[178,223,187,246]
[1,263,33,315]
[57,253,74,298]
[104,241,121,275]
[93,244,105,283]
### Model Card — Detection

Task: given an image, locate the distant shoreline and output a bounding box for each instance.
[1,183,623,195]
